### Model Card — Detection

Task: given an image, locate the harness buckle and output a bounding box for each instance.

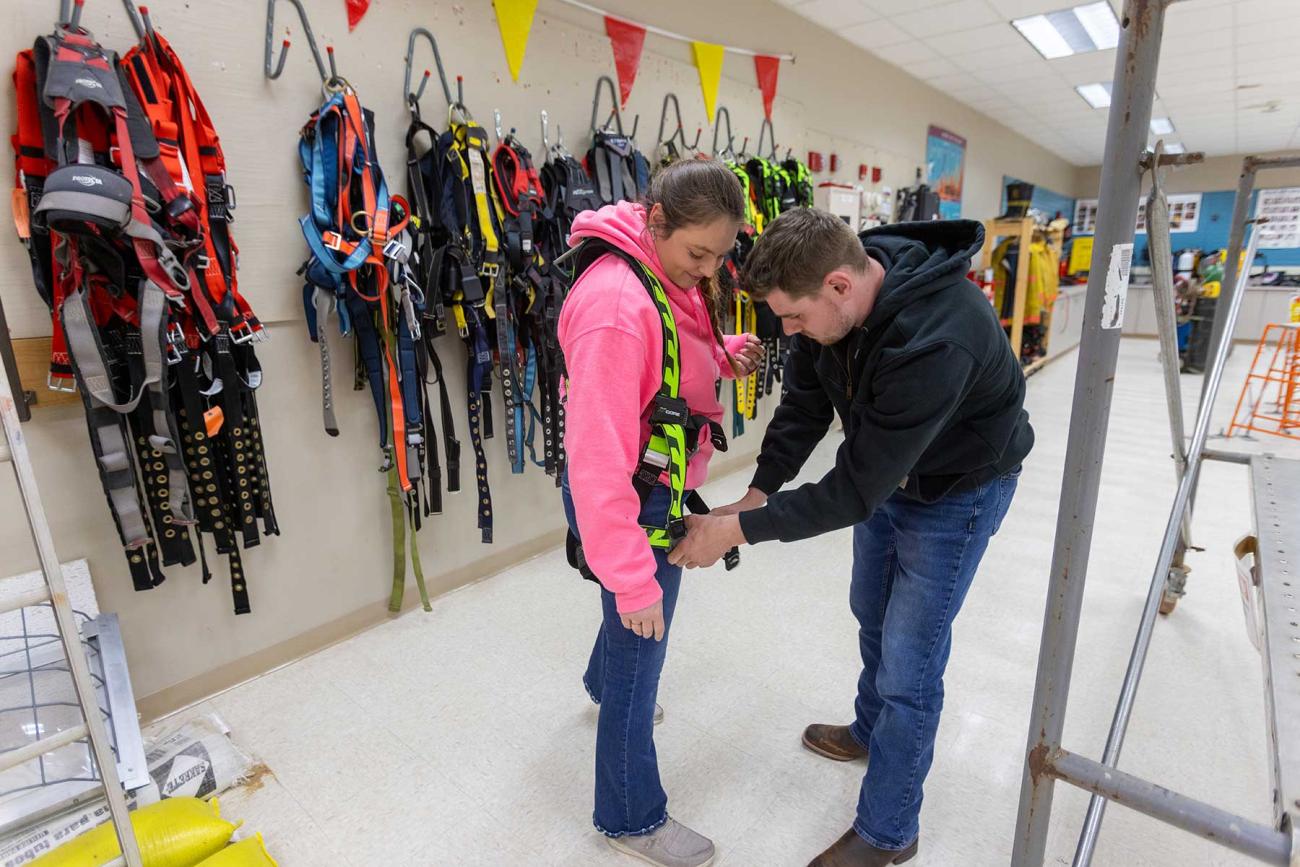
[192,253,211,271]
[479,261,500,280]
[667,517,687,544]
[165,322,187,365]
[228,320,256,345]
[323,231,345,252]
[47,373,77,393]
[723,547,741,571]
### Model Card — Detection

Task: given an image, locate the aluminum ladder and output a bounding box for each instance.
[0,352,142,865]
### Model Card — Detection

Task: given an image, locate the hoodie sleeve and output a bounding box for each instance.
[563,272,664,615]
[748,334,835,495]
[740,340,979,544]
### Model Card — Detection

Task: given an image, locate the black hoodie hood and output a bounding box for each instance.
[860,219,986,328]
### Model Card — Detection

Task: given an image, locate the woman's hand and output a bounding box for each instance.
[733,334,764,376]
[621,599,666,641]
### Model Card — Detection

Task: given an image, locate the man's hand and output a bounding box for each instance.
[732,334,764,376]
[621,599,666,641]
[710,486,768,517]
[668,513,747,569]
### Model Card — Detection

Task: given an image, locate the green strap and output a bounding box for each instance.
[630,262,688,548]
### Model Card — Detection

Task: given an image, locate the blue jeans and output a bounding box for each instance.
[561,477,682,838]
[847,469,1019,850]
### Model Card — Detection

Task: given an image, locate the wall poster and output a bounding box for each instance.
[925,125,965,221]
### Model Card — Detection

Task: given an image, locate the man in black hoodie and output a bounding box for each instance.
[669,208,1032,867]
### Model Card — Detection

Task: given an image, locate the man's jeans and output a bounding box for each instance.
[562,476,681,838]
[846,469,1020,850]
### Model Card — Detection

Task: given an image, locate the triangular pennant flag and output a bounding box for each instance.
[605,17,647,107]
[346,0,370,31]
[754,55,780,121]
[493,0,539,82]
[692,41,725,122]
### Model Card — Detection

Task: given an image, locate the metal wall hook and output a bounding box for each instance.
[756,117,777,160]
[404,27,452,108]
[265,0,328,82]
[540,110,550,152]
[493,109,504,145]
[656,93,702,151]
[121,0,146,41]
[590,75,624,136]
[712,106,735,158]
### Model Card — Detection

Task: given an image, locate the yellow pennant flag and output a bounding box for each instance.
[493,0,539,82]
[692,41,725,121]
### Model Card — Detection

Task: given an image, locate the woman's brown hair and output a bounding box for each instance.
[642,158,745,375]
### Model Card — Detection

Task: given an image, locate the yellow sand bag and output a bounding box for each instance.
[32,797,237,867]
[194,835,278,867]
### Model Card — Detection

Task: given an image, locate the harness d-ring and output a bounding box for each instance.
[350,210,371,235]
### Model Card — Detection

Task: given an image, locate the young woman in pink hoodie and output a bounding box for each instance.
[559,159,762,867]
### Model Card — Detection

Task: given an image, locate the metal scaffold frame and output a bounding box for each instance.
[1010,1,1299,865]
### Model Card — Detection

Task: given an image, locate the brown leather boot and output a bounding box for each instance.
[801,724,869,762]
[807,829,918,866]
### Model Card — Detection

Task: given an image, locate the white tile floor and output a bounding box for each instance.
[165,338,1300,866]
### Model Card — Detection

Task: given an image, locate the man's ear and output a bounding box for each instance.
[824,268,853,298]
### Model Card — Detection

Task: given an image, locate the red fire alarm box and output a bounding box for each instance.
[808,151,824,173]
[872,166,882,183]
[829,153,839,173]
[858,163,868,181]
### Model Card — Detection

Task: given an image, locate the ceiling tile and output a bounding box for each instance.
[924,22,1025,56]
[894,0,1001,38]
[1235,15,1300,45]
[874,40,941,66]
[911,57,963,79]
[1048,50,1119,86]
[986,0,1068,17]
[840,18,913,48]
[791,0,878,27]
[950,37,1043,71]
[1236,0,1300,26]
[927,72,980,92]
[861,0,950,14]
[1162,4,1232,39]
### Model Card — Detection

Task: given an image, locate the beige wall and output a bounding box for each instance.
[1074,150,1300,198]
[0,0,1079,717]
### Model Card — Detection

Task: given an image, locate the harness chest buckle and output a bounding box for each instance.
[323,231,345,252]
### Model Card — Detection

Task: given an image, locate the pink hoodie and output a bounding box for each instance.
[560,202,748,614]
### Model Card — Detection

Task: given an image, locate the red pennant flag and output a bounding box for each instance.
[346,0,370,31]
[754,55,781,121]
[605,16,647,107]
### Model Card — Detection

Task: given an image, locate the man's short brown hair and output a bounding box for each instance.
[742,208,868,300]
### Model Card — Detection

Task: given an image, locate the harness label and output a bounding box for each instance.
[468,150,488,197]
[72,174,103,187]
[74,77,103,89]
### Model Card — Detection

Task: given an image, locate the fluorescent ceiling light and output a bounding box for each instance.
[1073,1,1120,51]
[1150,117,1175,135]
[1076,82,1112,108]
[1013,16,1073,59]
[1014,1,1120,59]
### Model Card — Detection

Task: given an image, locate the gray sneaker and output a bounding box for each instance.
[607,818,715,867]
[654,703,665,726]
